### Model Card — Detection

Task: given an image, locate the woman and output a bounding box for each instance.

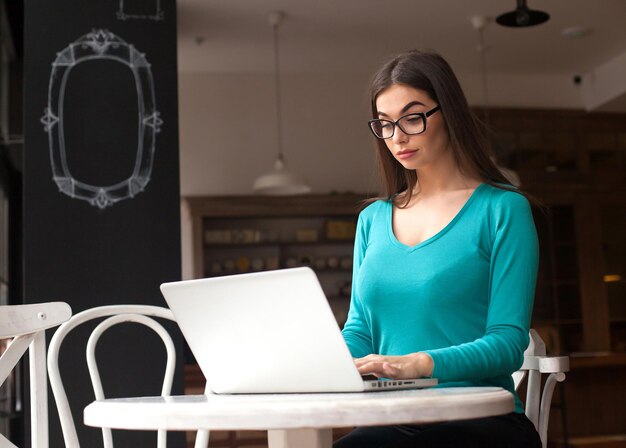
[336,50,541,447]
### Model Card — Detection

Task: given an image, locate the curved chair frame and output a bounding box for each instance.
[47,304,208,448]
[0,301,72,448]
[513,329,570,448]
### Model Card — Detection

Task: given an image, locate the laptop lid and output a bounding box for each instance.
[161,267,366,393]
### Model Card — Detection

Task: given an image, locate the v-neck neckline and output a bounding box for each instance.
[386,183,486,252]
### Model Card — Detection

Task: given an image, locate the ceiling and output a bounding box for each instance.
[177,0,626,83]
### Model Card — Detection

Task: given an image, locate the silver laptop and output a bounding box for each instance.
[160,267,437,394]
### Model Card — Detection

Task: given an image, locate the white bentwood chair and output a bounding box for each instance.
[0,301,72,448]
[47,304,209,448]
[513,329,570,448]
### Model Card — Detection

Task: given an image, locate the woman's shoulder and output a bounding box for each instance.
[477,184,536,235]
[357,198,390,222]
[479,183,531,210]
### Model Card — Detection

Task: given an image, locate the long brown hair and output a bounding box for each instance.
[368,49,517,207]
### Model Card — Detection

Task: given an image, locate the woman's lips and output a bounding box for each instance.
[396,149,418,160]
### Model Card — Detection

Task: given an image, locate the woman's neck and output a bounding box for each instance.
[411,161,480,198]
[413,175,479,196]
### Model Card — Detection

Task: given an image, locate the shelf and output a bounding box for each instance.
[568,352,626,369]
[190,195,362,333]
[533,319,583,326]
[552,434,626,447]
[552,241,578,247]
[204,240,354,248]
[205,268,352,277]
[545,279,579,286]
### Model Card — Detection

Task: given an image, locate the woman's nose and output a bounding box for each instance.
[392,125,408,144]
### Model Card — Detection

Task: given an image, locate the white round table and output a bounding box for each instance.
[84,387,514,448]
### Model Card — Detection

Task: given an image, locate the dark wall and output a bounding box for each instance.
[23,0,183,446]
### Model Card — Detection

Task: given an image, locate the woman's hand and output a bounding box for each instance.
[354,352,434,379]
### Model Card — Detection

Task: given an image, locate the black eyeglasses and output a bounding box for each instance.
[368,105,441,139]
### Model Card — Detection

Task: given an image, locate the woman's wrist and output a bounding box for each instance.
[411,352,434,378]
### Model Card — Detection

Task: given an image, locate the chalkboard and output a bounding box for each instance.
[23,0,183,446]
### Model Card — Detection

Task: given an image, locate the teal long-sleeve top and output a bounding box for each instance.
[341,183,539,413]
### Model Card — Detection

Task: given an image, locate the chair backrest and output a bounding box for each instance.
[0,302,72,448]
[514,329,570,448]
[47,304,208,448]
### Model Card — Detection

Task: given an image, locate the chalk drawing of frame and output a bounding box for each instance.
[41,29,162,209]
[117,0,164,21]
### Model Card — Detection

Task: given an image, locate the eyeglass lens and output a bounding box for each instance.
[370,114,426,139]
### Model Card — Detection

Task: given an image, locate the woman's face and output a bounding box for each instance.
[374,84,449,171]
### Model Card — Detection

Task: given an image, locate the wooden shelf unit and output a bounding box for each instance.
[187,193,366,325]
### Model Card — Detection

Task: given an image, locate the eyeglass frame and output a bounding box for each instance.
[368,105,441,139]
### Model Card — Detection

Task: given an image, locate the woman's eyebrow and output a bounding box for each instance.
[400,100,426,114]
[377,100,427,118]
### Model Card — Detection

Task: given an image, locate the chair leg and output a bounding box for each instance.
[557,381,570,448]
[30,332,48,448]
[526,370,542,431]
[0,433,19,448]
[538,372,566,448]
[193,430,210,448]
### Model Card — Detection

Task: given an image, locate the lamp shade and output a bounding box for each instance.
[496,0,549,27]
[253,156,311,195]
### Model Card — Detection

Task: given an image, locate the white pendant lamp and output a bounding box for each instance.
[253,11,311,195]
